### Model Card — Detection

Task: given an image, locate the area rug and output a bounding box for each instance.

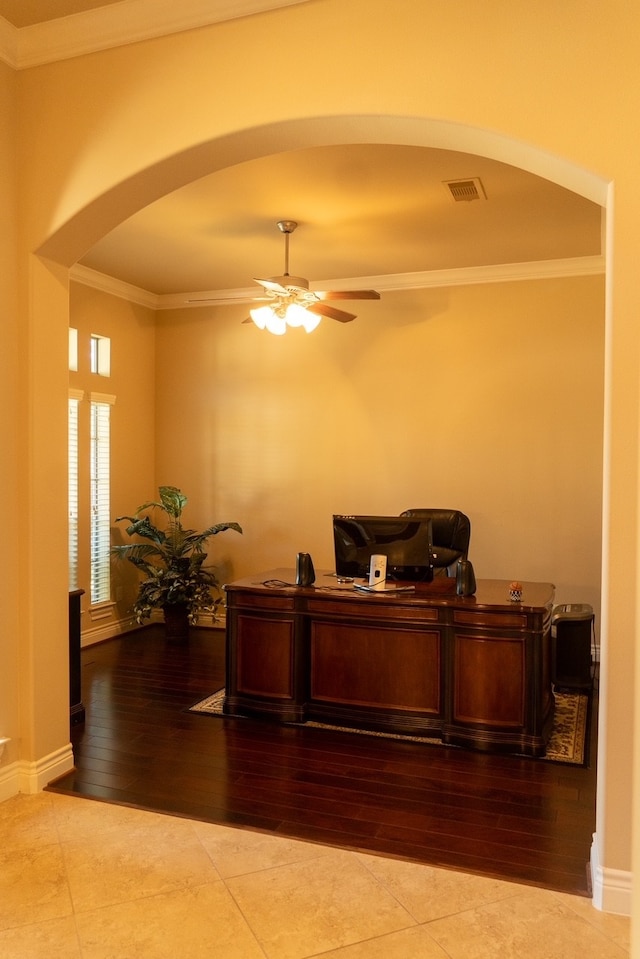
[188,688,590,766]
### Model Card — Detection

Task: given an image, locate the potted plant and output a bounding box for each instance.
[112,485,242,641]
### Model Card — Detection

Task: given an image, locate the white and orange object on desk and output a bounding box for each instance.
[508,581,523,602]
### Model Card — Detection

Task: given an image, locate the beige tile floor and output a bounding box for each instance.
[0,792,630,959]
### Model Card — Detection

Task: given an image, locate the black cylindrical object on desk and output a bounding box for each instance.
[295,552,315,586]
[456,559,476,596]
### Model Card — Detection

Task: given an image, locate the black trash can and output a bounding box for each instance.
[551,603,594,690]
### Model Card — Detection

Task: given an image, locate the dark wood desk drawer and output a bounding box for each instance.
[306,598,440,622]
[454,610,528,629]
[232,592,296,611]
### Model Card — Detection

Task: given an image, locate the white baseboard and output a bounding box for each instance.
[0,761,21,802]
[0,743,75,802]
[590,832,632,915]
[143,609,226,629]
[81,615,138,647]
[193,611,226,629]
[81,611,226,647]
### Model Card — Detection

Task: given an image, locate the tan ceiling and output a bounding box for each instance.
[79,143,602,298]
[0,0,124,27]
[1,5,602,300]
[0,0,303,28]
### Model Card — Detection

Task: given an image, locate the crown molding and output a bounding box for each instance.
[321,255,606,294]
[70,255,605,311]
[0,15,17,66]
[70,263,159,308]
[0,0,313,70]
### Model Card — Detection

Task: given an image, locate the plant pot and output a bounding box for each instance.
[163,604,190,644]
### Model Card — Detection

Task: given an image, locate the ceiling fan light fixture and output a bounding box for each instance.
[250,305,287,335]
[300,310,322,334]
[284,303,321,332]
[249,301,321,335]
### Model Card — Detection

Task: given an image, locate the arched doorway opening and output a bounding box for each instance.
[45,112,612,906]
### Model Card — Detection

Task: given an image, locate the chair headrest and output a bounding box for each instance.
[400,509,471,560]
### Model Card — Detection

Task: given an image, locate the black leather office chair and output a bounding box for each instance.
[400,508,471,575]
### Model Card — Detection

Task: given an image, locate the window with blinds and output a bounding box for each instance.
[69,328,78,372]
[90,396,113,604]
[68,394,80,589]
[90,334,111,376]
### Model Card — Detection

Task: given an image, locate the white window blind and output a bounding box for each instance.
[68,393,81,589]
[90,394,114,604]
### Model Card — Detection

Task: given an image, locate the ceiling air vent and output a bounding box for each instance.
[444,177,487,202]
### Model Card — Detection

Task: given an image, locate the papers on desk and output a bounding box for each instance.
[353,582,416,594]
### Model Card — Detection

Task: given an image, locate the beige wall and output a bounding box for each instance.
[153,277,604,629]
[4,0,639,924]
[0,60,19,771]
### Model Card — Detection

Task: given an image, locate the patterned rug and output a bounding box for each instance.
[189,688,590,765]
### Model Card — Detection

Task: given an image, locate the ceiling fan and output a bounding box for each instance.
[188,220,380,333]
[246,220,380,330]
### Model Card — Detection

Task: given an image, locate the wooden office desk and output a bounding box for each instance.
[223,570,555,756]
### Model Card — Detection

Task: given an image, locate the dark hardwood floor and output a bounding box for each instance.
[47,626,597,897]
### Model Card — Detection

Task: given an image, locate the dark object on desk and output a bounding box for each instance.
[456,559,476,596]
[400,508,471,575]
[295,552,315,586]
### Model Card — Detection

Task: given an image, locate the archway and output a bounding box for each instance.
[46,112,613,907]
[38,114,608,269]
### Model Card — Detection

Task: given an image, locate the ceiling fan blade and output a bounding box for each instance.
[254,277,288,294]
[316,290,380,301]
[307,302,356,323]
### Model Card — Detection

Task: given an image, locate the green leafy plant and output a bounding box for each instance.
[112,485,242,625]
